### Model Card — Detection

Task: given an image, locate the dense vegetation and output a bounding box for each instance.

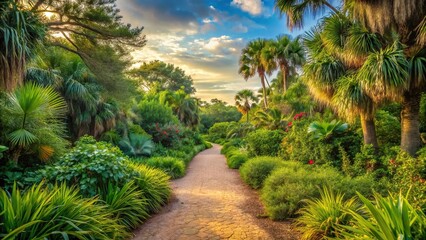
[0,0,215,237]
[208,0,426,239]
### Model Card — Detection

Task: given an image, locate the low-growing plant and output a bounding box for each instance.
[246,129,283,157]
[295,187,363,240]
[127,162,171,213]
[143,157,185,179]
[0,183,126,239]
[41,136,136,197]
[261,165,377,220]
[308,120,348,141]
[118,133,155,157]
[341,192,426,240]
[227,152,248,169]
[239,157,287,189]
[99,181,149,230]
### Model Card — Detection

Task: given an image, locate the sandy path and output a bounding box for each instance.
[132,144,298,240]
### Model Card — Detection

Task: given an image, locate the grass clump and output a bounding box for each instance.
[240,157,288,189]
[143,157,186,179]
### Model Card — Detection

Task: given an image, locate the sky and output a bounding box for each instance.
[116,0,322,104]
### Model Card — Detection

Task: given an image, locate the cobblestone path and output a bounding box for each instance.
[132,144,297,240]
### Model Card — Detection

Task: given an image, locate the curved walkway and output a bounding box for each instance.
[133,144,298,240]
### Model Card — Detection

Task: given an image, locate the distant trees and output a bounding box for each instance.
[200,99,242,131]
[129,61,195,94]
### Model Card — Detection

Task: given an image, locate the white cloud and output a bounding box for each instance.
[231,0,263,16]
[194,35,244,55]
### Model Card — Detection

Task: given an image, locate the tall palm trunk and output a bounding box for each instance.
[260,75,268,108]
[401,90,421,156]
[360,113,379,150]
[280,61,290,93]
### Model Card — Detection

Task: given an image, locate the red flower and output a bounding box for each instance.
[389,159,396,165]
[162,131,167,135]
[308,159,314,165]
[287,121,293,127]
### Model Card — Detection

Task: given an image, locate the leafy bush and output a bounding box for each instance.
[207,122,235,142]
[246,129,283,156]
[0,183,126,239]
[127,162,171,213]
[99,181,149,230]
[151,123,182,147]
[295,187,363,240]
[143,157,185,179]
[227,152,248,169]
[131,100,178,135]
[261,165,377,220]
[389,150,426,210]
[239,157,286,189]
[342,192,426,240]
[41,136,136,197]
[375,110,401,146]
[281,117,362,168]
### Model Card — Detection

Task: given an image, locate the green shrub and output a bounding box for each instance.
[41,136,136,197]
[207,122,235,142]
[281,117,362,168]
[375,110,401,146]
[227,153,248,169]
[127,162,171,213]
[246,129,283,157]
[261,165,377,220]
[143,157,185,179]
[0,183,126,239]
[239,157,286,189]
[131,100,178,135]
[341,192,426,240]
[100,181,149,230]
[295,187,363,240]
[389,150,426,210]
[118,133,155,157]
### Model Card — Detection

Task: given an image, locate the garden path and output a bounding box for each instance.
[132,144,298,240]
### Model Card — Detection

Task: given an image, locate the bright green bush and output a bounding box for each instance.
[144,157,185,179]
[239,157,287,189]
[261,165,377,220]
[295,187,363,240]
[0,183,126,239]
[207,122,235,143]
[375,110,401,146]
[131,100,178,135]
[41,136,136,197]
[389,150,426,210]
[100,181,149,230]
[227,153,248,169]
[281,117,362,168]
[127,162,171,213]
[246,129,283,156]
[341,192,426,240]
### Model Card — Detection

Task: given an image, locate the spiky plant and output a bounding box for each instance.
[235,89,259,122]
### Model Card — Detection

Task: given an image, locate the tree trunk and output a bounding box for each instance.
[280,62,289,93]
[260,75,268,108]
[246,111,249,123]
[401,91,421,156]
[360,113,379,150]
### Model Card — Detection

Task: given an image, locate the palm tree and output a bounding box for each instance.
[303,15,381,149]
[0,0,45,91]
[1,83,67,163]
[348,0,426,155]
[274,0,340,30]
[159,89,200,129]
[264,35,305,93]
[235,89,259,122]
[253,108,290,130]
[239,39,274,108]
